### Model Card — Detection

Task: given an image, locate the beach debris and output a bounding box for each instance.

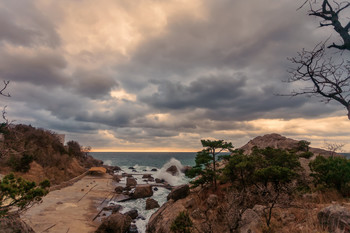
[146,198,160,210]
[167,184,190,201]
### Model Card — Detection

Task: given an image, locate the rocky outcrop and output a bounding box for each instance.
[167,184,190,201]
[206,194,218,208]
[147,199,186,233]
[0,216,35,233]
[132,184,153,199]
[95,213,132,233]
[239,208,262,233]
[166,165,179,176]
[240,133,335,157]
[146,198,160,210]
[318,205,350,232]
[126,177,137,187]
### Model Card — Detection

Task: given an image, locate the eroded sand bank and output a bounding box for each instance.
[22,174,114,233]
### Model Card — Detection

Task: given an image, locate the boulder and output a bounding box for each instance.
[129,224,138,233]
[318,205,350,232]
[126,177,137,187]
[155,178,163,183]
[166,165,179,176]
[146,198,160,210]
[113,175,122,182]
[206,194,218,208]
[125,209,138,219]
[115,186,124,194]
[132,184,153,199]
[103,204,123,213]
[95,212,132,233]
[239,208,262,233]
[167,184,190,201]
[142,174,153,179]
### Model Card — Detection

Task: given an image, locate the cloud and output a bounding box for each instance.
[1,0,349,151]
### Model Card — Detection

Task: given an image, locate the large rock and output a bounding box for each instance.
[318,205,350,232]
[132,184,153,199]
[166,165,179,176]
[103,204,123,213]
[0,215,35,233]
[206,194,218,208]
[167,184,190,201]
[239,208,262,233]
[96,212,132,233]
[125,209,138,219]
[126,177,137,187]
[146,198,160,210]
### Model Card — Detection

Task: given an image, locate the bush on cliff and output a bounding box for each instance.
[170,211,193,233]
[309,155,350,196]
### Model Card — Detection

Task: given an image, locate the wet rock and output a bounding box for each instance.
[166,165,179,176]
[126,177,137,187]
[142,174,153,179]
[155,178,163,183]
[206,194,218,208]
[146,198,160,210]
[122,173,127,177]
[103,204,123,213]
[132,184,153,199]
[125,209,139,219]
[153,187,158,191]
[129,167,135,170]
[129,224,138,233]
[318,205,350,232]
[167,184,190,201]
[115,186,124,194]
[132,170,137,173]
[147,177,154,182]
[95,212,132,233]
[137,215,146,220]
[151,168,158,171]
[113,175,122,183]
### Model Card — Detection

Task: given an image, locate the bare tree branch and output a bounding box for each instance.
[0,81,10,97]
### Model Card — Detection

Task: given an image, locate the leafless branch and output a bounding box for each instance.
[0,81,10,97]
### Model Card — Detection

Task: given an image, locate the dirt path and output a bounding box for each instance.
[22,174,115,233]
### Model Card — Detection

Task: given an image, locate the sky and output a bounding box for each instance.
[0,0,350,152]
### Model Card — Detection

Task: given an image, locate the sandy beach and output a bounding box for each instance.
[22,173,115,233]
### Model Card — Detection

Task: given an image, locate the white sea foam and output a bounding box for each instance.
[104,159,113,166]
[154,158,188,186]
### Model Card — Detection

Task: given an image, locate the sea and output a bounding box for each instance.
[89,152,197,233]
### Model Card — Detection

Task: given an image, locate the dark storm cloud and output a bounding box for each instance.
[72,70,119,99]
[0,49,68,86]
[140,75,246,110]
[0,1,60,47]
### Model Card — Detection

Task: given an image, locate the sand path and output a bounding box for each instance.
[22,174,115,233]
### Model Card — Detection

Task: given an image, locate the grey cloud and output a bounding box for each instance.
[0,1,60,47]
[72,70,119,99]
[0,50,68,87]
[140,75,246,110]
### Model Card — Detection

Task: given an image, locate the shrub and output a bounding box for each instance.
[309,156,350,195]
[170,211,193,233]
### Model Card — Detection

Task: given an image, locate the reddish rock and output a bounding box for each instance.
[132,184,153,199]
[166,165,179,176]
[95,212,132,233]
[126,177,137,187]
[167,184,190,201]
[146,198,160,210]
